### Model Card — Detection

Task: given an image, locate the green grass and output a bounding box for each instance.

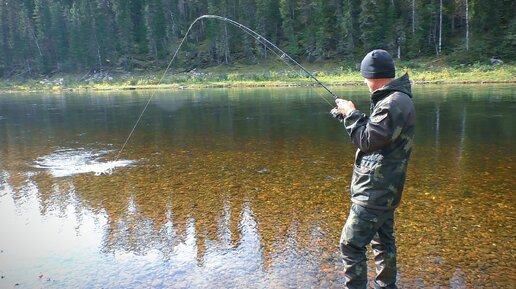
[0,59,514,92]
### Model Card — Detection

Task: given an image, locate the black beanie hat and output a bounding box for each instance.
[360,49,395,79]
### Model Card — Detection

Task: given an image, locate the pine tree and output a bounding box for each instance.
[255,0,271,59]
[113,0,134,69]
[67,2,87,70]
[49,2,69,71]
[470,0,514,58]
[312,0,330,60]
[237,0,258,63]
[336,0,355,59]
[34,0,55,72]
[4,1,35,75]
[131,0,148,56]
[501,17,515,59]
[0,0,514,76]
[160,0,180,58]
[144,0,162,61]
[205,0,228,65]
[279,0,300,57]
[465,0,469,50]
[94,0,117,68]
[297,0,317,61]
[360,0,384,51]
[438,0,443,55]
[0,3,5,76]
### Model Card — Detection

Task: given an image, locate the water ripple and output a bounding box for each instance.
[33,148,135,177]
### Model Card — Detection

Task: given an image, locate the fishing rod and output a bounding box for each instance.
[196,15,340,100]
[114,14,341,163]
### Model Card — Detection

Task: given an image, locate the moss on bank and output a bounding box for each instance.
[0,61,514,92]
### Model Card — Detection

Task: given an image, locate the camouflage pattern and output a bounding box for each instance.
[340,204,397,289]
[339,73,415,288]
[344,73,415,210]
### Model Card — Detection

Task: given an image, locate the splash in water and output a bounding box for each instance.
[34,148,135,177]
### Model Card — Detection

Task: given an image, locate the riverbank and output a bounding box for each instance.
[1,61,514,92]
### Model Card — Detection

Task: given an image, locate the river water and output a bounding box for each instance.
[0,85,514,288]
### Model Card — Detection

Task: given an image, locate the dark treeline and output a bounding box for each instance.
[0,0,514,77]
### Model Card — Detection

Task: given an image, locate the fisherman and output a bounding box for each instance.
[331,49,415,289]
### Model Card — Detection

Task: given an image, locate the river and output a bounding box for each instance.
[0,84,514,288]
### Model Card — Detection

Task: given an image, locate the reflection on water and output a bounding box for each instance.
[0,86,515,288]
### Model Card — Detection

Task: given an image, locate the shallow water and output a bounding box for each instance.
[0,85,514,288]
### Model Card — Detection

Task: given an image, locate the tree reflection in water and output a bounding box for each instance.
[0,86,514,288]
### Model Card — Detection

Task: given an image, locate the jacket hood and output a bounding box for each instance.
[371,73,413,103]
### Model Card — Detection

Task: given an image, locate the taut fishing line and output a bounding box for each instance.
[107,14,341,174]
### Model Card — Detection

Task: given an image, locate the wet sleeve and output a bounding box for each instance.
[343,101,402,153]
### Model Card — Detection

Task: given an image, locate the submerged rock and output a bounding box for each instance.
[257,168,270,174]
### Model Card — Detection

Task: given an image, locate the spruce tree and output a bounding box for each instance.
[94,0,117,68]
[297,0,317,61]
[67,2,86,70]
[113,0,135,69]
[0,3,5,76]
[313,0,329,60]
[34,0,55,72]
[360,0,384,51]
[279,0,300,57]
[237,0,258,63]
[336,0,355,59]
[5,1,34,75]
[160,0,180,59]
[49,2,69,71]
[144,0,161,61]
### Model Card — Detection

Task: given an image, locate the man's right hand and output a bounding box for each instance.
[330,107,345,122]
[335,98,356,116]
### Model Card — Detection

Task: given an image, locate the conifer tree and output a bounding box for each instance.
[160,0,180,58]
[0,0,514,76]
[49,2,69,71]
[255,0,273,58]
[336,0,356,59]
[312,0,330,60]
[94,0,117,67]
[67,2,86,69]
[4,1,34,74]
[297,0,317,61]
[34,0,55,72]
[144,0,163,61]
[0,3,5,75]
[238,0,258,63]
[113,0,134,69]
[360,0,384,51]
[279,0,300,57]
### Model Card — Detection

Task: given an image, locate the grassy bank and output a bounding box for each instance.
[1,60,515,92]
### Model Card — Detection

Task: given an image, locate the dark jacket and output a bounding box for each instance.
[344,73,415,210]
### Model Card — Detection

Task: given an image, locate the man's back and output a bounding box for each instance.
[344,73,415,210]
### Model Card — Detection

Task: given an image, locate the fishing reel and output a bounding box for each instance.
[330,107,345,123]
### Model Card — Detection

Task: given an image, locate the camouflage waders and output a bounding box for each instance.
[340,204,397,289]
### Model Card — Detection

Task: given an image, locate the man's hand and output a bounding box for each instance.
[330,107,345,122]
[330,98,356,123]
[335,98,356,116]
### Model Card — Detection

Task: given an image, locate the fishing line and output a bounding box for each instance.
[114,14,339,162]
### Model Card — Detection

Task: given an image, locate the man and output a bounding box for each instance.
[331,49,415,289]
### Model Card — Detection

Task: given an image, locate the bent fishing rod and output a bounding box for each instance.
[114,14,341,162]
[196,15,340,100]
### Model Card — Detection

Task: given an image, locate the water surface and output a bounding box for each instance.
[0,85,514,288]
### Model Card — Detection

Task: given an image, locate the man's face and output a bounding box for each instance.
[364,78,374,93]
[364,78,393,93]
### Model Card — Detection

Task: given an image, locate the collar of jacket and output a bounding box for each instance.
[370,73,412,107]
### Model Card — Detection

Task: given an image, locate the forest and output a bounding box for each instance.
[0,0,514,78]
